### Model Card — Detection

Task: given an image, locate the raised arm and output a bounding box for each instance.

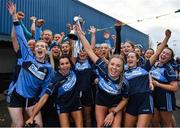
[75,25,99,63]
[88,26,96,49]
[17,11,33,40]
[114,21,122,54]
[30,16,36,37]
[149,29,171,65]
[11,26,19,53]
[7,2,33,60]
[35,19,44,41]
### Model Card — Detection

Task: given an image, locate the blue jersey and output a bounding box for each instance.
[151,62,177,111]
[75,59,93,91]
[45,70,80,106]
[11,22,53,98]
[124,60,152,95]
[151,62,177,84]
[95,59,129,97]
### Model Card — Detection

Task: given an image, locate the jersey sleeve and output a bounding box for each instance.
[14,21,34,60]
[143,59,152,71]
[39,67,54,97]
[35,26,42,41]
[121,77,129,98]
[95,58,108,76]
[20,20,33,40]
[164,64,177,82]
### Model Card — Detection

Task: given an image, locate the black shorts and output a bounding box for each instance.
[8,90,36,108]
[95,89,122,108]
[153,88,175,111]
[126,92,154,116]
[80,88,94,107]
[56,97,82,114]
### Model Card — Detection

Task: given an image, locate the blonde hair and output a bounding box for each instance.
[49,49,55,70]
[49,47,61,70]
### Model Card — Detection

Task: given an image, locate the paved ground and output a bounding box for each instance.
[0,89,180,127]
[0,94,11,127]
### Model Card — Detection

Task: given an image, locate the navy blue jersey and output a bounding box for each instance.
[12,22,53,98]
[46,70,80,107]
[139,56,146,66]
[151,62,177,111]
[124,60,152,95]
[151,62,177,84]
[95,59,129,97]
[75,59,93,91]
[170,60,179,80]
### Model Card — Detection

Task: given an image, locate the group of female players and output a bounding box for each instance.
[6,2,178,127]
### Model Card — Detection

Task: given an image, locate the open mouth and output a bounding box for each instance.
[37,51,43,56]
[45,37,50,42]
[111,70,117,75]
[101,52,106,56]
[127,61,133,65]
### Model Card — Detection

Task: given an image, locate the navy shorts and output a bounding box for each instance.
[153,88,175,111]
[56,97,82,114]
[126,92,154,116]
[80,88,94,107]
[95,89,122,108]
[7,90,36,108]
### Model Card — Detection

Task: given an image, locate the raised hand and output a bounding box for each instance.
[165,29,171,38]
[88,26,96,34]
[7,1,16,16]
[30,16,37,22]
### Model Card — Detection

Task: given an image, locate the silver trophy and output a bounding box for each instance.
[67,15,84,40]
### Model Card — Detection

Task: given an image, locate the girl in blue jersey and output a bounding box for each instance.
[74,49,94,127]
[151,47,178,127]
[74,24,129,127]
[7,3,53,127]
[26,55,83,127]
[124,29,171,127]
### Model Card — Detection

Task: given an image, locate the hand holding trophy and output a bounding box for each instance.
[68,15,84,40]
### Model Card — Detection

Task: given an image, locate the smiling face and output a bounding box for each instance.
[135,47,142,56]
[108,56,124,80]
[53,34,61,41]
[78,49,88,61]
[52,45,60,57]
[59,57,71,75]
[159,48,173,64]
[34,41,47,62]
[61,43,71,55]
[144,49,154,59]
[100,43,109,58]
[42,30,53,44]
[124,42,134,56]
[127,52,139,68]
